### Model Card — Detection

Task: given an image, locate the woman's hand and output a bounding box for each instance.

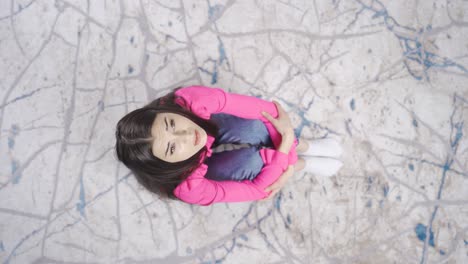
[262,100,294,137]
[262,101,295,154]
[260,165,295,201]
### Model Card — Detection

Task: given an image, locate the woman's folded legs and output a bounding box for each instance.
[300,156,343,177]
[300,137,343,158]
[296,136,344,177]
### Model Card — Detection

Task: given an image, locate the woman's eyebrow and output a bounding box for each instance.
[164,116,169,156]
[165,142,169,157]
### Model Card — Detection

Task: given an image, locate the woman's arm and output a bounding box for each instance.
[174,148,289,206]
[174,86,298,164]
[175,86,277,119]
[261,100,295,154]
[174,100,296,206]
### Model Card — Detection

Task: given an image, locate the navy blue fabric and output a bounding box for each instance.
[204,146,264,181]
[204,113,274,182]
[210,113,273,147]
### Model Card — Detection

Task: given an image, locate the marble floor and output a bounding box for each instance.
[1,0,468,263]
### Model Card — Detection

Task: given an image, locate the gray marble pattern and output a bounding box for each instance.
[1,0,467,263]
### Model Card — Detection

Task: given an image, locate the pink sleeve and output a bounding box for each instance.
[174,86,298,164]
[174,149,289,205]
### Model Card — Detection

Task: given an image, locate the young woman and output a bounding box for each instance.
[115,86,343,206]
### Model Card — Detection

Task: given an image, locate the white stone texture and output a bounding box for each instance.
[0,0,467,263]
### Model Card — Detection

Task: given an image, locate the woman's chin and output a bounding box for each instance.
[200,131,208,145]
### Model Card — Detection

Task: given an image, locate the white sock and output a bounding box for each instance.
[301,156,343,177]
[302,138,343,158]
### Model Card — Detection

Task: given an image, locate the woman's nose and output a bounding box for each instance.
[172,130,191,142]
[174,129,188,136]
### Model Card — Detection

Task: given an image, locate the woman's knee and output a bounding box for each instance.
[294,158,305,172]
[296,139,309,153]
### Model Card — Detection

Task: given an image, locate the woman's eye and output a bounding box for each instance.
[170,144,175,154]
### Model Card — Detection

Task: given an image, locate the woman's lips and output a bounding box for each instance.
[194,130,199,146]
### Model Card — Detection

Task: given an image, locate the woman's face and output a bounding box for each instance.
[151,112,207,163]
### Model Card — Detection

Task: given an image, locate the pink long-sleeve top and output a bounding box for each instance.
[173,86,298,206]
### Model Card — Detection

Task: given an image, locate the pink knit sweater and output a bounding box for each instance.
[173,86,298,205]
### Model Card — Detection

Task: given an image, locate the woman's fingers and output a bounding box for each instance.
[261,111,271,120]
[262,111,279,128]
[265,175,286,192]
[264,166,294,192]
[264,181,281,193]
[272,101,293,127]
[263,100,284,120]
[262,167,294,200]
[263,100,294,137]
[267,189,279,199]
[272,100,285,115]
[282,166,294,178]
[261,189,279,201]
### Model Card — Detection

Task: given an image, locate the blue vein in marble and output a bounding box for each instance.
[356,0,468,80]
[415,223,435,247]
[197,15,229,85]
[98,100,105,112]
[294,108,312,139]
[366,176,373,192]
[4,225,44,263]
[211,67,218,84]
[420,101,464,262]
[218,38,226,65]
[201,261,221,264]
[7,137,14,149]
[11,159,21,184]
[403,156,465,176]
[451,122,463,148]
[208,4,223,21]
[282,99,312,139]
[211,38,228,84]
[5,218,81,264]
[420,158,454,261]
[6,124,19,187]
[4,174,132,263]
[274,191,283,210]
[382,184,389,197]
[0,0,34,21]
[350,98,355,111]
[76,176,87,218]
[0,241,4,252]
[0,88,42,110]
[8,124,19,149]
[198,63,218,84]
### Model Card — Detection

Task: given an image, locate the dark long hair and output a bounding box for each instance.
[115,89,218,199]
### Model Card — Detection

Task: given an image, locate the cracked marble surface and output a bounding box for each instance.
[1,0,468,263]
